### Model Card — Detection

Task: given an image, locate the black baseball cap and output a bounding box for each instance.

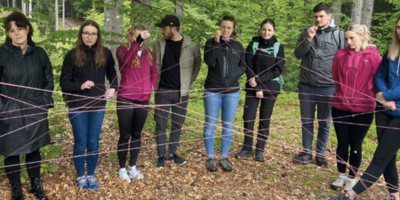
[155,15,180,28]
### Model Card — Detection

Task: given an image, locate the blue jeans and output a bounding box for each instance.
[298,82,335,155]
[68,109,105,177]
[203,90,240,157]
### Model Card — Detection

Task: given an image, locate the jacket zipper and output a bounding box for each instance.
[223,45,228,78]
[350,54,358,100]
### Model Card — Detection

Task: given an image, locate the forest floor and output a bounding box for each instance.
[0,93,396,200]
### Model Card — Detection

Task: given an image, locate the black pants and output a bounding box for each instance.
[353,111,400,194]
[242,90,277,152]
[4,149,41,184]
[332,107,374,177]
[154,89,188,157]
[117,98,149,168]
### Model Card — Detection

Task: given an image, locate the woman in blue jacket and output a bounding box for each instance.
[327,16,400,200]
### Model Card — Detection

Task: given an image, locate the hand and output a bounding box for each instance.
[140,30,151,40]
[214,30,222,43]
[307,26,318,41]
[256,91,263,99]
[81,80,95,90]
[384,101,397,111]
[376,92,386,105]
[104,88,116,99]
[249,78,257,87]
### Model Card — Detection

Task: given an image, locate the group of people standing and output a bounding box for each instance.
[1,2,400,200]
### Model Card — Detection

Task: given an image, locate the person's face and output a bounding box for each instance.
[161,26,173,39]
[220,20,234,39]
[314,10,332,28]
[7,21,28,47]
[345,30,363,50]
[81,25,98,47]
[396,20,400,41]
[260,23,275,40]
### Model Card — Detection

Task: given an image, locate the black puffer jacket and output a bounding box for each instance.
[204,38,246,93]
[0,38,54,156]
[245,36,284,94]
[60,46,118,110]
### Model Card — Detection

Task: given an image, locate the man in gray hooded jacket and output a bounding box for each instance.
[292,2,344,167]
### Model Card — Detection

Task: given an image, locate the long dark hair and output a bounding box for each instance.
[74,20,106,68]
[4,12,34,44]
[219,15,237,40]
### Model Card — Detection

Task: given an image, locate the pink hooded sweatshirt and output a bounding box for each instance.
[116,41,158,101]
[331,45,381,113]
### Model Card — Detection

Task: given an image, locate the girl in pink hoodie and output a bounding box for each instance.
[115,23,158,183]
[330,24,381,192]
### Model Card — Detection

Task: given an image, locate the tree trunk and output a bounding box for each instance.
[361,0,374,28]
[104,0,123,56]
[12,0,15,7]
[62,0,65,28]
[351,0,363,24]
[175,1,183,34]
[55,0,58,30]
[28,0,32,17]
[21,1,26,14]
[332,2,342,26]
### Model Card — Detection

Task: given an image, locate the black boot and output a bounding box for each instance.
[29,177,48,200]
[10,182,23,200]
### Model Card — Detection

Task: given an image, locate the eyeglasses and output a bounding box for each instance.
[82,31,98,38]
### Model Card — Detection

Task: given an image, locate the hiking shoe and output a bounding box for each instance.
[344,178,356,192]
[219,158,232,172]
[316,156,328,168]
[128,166,144,180]
[292,152,312,164]
[331,175,347,190]
[235,149,252,159]
[325,193,350,200]
[206,158,217,172]
[119,168,131,183]
[156,156,166,168]
[86,175,99,190]
[29,177,48,200]
[168,154,187,165]
[11,182,23,200]
[76,176,88,191]
[254,151,265,162]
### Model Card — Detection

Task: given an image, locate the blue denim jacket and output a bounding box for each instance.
[374,51,400,117]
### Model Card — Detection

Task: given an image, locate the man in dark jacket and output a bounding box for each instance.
[153,15,201,168]
[292,2,344,167]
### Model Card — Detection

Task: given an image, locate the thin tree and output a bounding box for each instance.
[361,0,374,28]
[351,0,363,24]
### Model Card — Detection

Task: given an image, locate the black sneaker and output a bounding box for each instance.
[235,148,252,159]
[292,152,312,164]
[325,193,350,200]
[254,151,265,162]
[168,154,187,165]
[30,177,48,200]
[316,156,328,168]
[205,158,217,172]
[219,158,232,172]
[156,156,166,168]
[11,182,23,200]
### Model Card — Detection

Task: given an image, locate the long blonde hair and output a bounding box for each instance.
[345,24,372,50]
[388,16,400,60]
[125,23,153,68]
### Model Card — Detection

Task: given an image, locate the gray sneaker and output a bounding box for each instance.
[254,151,265,162]
[205,158,217,172]
[235,149,252,159]
[325,193,350,200]
[292,152,312,164]
[219,158,232,172]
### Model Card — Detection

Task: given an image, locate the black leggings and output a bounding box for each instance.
[242,90,278,152]
[332,107,374,177]
[4,149,41,184]
[117,98,149,168]
[353,111,400,194]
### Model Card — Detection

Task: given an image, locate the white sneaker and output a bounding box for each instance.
[128,166,144,180]
[119,168,131,183]
[331,175,347,190]
[344,178,356,191]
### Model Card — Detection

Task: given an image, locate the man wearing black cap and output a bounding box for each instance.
[153,14,201,168]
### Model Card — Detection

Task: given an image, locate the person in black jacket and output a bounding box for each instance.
[60,20,118,191]
[235,18,285,162]
[203,16,246,172]
[0,12,53,200]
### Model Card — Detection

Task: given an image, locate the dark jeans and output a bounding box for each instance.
[332,107,373,177]
[154,89,188,157]
[68,109,105,177]
[353,112,400,194]
[242,90,277,152]
[298,82,335,154]
[4,149,41,184]
[117,98,149,168]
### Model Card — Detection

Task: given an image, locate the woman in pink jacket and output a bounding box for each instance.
[115,23,158,183]
[330,24,381,192]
